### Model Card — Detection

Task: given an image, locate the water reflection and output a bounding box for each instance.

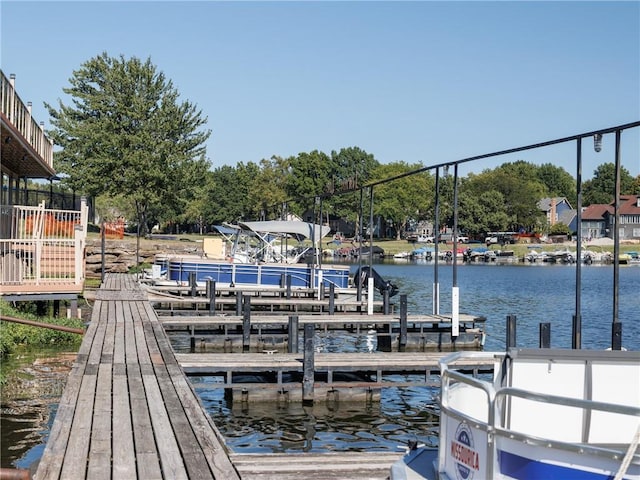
[198,384,439,453]
[0,351,74,469]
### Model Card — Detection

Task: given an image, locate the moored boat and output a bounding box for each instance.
[151,220,351,290]
[391,348,640,479]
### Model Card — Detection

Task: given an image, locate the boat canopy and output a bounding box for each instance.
[239,221,331,243]
[212,225,239,236]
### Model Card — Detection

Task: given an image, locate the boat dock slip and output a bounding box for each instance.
[176,351,495,402]
[160,313,486,352]
[159,313,485,328]
[34,274,239,480]
[145,291,387,314]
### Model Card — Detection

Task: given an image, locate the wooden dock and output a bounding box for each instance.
[34,274,239,480]
[229,452,407,480]
[140,282,390,314]
[177,350,494,402]
[160,312,486,352]
[33,273,486,479]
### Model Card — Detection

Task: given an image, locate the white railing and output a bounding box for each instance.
[0,70,54,169]
[0,201,88,289]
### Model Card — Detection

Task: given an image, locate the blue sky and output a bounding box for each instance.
[2,1,639,180]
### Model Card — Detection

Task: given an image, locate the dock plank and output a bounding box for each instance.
[177,351,492,372]
[112,365,137,478]
[142,371,189,479]
[59,373,97,479]
[127,363,162,478]
[230,452,403,480]
[87,363,112,480]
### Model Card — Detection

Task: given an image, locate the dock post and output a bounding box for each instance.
[383,289,390,315]
[288,315,299,353]
[236,292,243,316]
[69,298,78,319]
[207,280,216,314]
[399,295,407,351]
[243,297,251,352]
[280,274,285,297]
[303,323,315,404]
[572,314,582,349]
[328,284,335,315]
[189,272,197,297]
[539,322,551,348]
[611,322,622,350]
[286,275,292,299]
[506,314,517,349]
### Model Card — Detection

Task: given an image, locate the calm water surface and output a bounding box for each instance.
[2,263,638,468]
[194,262,640,454]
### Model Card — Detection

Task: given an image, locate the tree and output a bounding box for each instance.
[285,150,334,216]
[550,222,570,236]
[632,175,640,195]
[327,147,379,235]
[206,163,260,224]
[583,163,635,205]
[371,162,431,240]
[247,156,290,220]
[46,52,211,244]
[465,163,546,231]
[458,189,512,236]
[537,163,576,204]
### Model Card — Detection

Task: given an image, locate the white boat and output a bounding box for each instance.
[390,348,640,479]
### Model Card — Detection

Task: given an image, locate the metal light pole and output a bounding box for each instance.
[612,130,622,350]
[451,164,459,338]
[573,138,583,349]
[433,167,440,315]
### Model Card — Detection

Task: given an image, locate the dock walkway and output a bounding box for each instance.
[34,273,472,479]
[34,274,239,480]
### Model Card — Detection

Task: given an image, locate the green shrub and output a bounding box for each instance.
[0,300,84,359]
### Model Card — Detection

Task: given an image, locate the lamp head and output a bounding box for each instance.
[594,133,603,153]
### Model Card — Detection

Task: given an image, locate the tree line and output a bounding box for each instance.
[44,53,640,239]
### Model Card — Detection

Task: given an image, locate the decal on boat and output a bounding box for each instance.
[451,423,480,480]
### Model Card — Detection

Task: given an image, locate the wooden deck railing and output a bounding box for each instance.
[0,70,54,169]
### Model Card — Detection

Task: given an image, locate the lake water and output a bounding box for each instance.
[194,261,640,454]
[2,262,638,468]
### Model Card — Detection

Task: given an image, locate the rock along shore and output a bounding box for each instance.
[84,237,203,278]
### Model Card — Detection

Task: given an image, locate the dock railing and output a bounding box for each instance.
[0,200,88,292]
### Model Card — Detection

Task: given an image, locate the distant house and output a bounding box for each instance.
[538,197,577,232]
[581,204,612,239]
[581,195,640,241]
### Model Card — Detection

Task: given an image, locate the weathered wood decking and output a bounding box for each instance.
[230,452,406,480]
[34,274,239,480]
[33,273,437,479]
